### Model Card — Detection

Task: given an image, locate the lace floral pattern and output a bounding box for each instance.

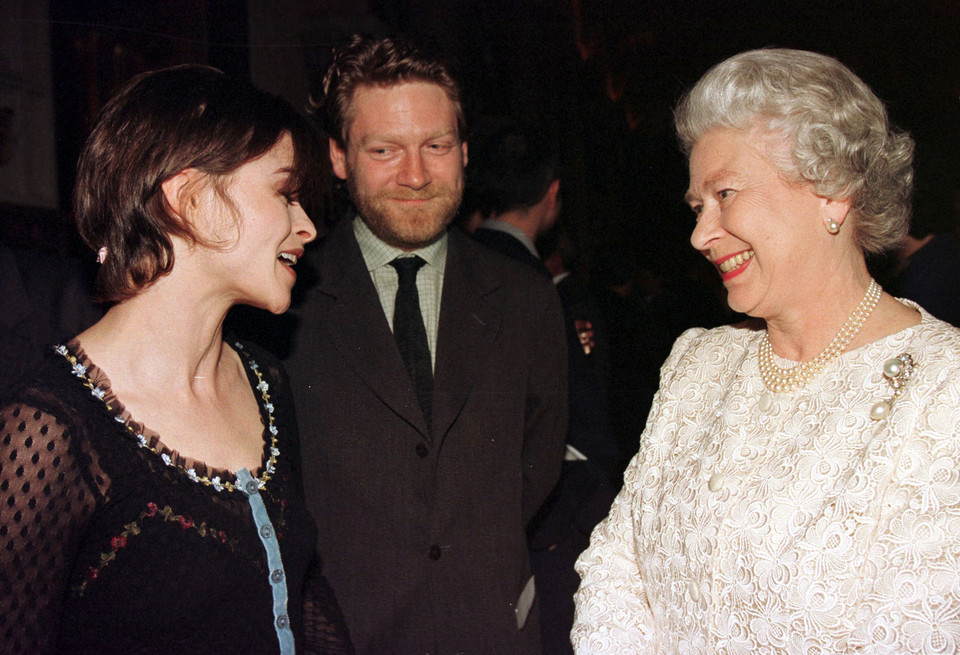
[572,304,960,654]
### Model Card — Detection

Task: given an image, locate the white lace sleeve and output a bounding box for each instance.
[571,329,706,653]
[571,454,656,652]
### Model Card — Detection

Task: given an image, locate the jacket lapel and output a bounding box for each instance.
[432,230,503,442]
[313,221,432,439]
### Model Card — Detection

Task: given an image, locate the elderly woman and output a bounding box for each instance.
[0,66,351,654]
[572,48,960,653]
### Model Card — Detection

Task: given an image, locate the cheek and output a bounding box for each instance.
[724,196,770,238]
[357,163,396,192]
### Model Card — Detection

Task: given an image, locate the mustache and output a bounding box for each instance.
[385,190,444,201]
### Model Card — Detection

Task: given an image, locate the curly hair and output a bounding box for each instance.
[74,64,324,302]
[316,34,465,147]
[674,48,914,254]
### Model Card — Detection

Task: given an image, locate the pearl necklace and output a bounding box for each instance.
[758,278,881,393]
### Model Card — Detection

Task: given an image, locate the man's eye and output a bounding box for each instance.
[719,189,734,200]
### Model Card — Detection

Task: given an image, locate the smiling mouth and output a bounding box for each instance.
[278,252,299,266]
[715,249,754,275]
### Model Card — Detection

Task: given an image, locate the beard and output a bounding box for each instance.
[347,172,464,250]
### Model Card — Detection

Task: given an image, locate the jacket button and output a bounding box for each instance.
[428,544,442,560]
[415,443,429,458]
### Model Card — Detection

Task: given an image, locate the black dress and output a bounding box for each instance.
[0,340,351,654]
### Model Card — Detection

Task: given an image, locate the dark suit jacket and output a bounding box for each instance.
[473,226,550,279]
[285,219,567,655]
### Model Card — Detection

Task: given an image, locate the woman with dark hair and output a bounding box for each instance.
[572,49,960,652]
[0,65,351,654]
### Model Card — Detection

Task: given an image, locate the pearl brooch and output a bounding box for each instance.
[870,353,915,421]
[759,279,881,393]
[758,391,773,411]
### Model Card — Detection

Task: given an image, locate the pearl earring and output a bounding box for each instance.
[826,219,840,235]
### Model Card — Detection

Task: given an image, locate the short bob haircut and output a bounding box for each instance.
[674,48,914,255]
[317,34,465,148]
[75,64,324,303]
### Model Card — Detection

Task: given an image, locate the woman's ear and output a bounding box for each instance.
[160,168,205,223]
[820,195,852,227]
[160,168,226,244]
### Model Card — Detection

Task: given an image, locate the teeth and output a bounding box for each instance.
[718,249,754,273]
[278,252,298,265]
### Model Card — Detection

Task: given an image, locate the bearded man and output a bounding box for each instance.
[285,35,567,655]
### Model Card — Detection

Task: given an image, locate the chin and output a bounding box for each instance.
[724,291,758,318]
[361,196,458,249]
[246,293,293,316]
[380,223,447,250]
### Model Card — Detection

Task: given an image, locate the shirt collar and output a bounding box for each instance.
[480,219,539,258]
[353,216,448,272]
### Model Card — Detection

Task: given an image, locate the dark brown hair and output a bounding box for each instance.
[317,35,465,147]
[74,64,324,302]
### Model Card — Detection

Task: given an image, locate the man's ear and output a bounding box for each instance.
[329,137,348,180]
[546,178,560,209]
[460,140,468,168]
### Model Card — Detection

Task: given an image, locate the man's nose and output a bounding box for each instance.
[397,151,431,189]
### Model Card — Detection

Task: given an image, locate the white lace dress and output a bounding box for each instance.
[572,304,960,654]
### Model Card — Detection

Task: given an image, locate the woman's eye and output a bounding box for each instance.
[718,189,734,200]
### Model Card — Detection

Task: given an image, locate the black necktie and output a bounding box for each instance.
[389,256,433,427]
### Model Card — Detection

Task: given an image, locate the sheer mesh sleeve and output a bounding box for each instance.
[301,553,354,654]
[0,397,99,654]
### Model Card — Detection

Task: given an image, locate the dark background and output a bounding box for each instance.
[3,0,959,273]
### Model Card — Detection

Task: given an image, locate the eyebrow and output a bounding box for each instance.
[358,127,458,146]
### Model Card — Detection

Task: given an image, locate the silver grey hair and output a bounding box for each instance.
[674,48,914,254]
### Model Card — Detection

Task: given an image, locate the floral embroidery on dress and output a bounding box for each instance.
[74,502,242,596]
[54,341,279,493]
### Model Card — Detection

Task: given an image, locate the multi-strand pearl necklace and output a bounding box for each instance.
[758,278,882,393]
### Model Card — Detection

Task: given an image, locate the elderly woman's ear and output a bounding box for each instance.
[819,195,852,235]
